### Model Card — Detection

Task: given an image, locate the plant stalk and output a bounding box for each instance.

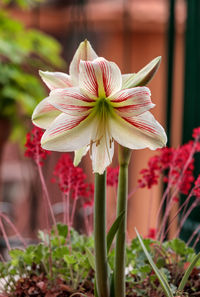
[94,171,109,297]
[114,146,131,297]
[37,162,57,226]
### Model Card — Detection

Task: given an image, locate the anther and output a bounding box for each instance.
[96,139,100,147]
[109,138,112,148]
[89,140,94,155]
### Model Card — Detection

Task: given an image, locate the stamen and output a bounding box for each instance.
[109,138,112,148]
[96,139,100,147]
[89,140,94,156]
[89,137,103,155]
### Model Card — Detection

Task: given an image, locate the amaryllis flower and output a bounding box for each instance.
[39,57,167,174]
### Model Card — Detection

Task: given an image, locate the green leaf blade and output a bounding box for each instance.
[136,229,173,297]
[106,211,125,253]
[85,247,95,271]
[178,252,200,292]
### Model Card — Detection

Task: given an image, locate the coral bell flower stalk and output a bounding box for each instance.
[25,126,56,227]
[38,57,167,174]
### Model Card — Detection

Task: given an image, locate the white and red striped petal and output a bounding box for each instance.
[39,71,73,90]
[110,111,167,150]
[32,97,61,129]
[69,40,98,85]
[41,112,95,151]
[111,87,155,117]
[79,57,122,99]
[49,87,93,116]
[91,132,114,174]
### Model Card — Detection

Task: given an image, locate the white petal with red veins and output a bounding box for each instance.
[32,97,61,129]
[110,87,154,117]
[39,71,73,90]
[69,40,98,85]
[41,112,95,151]
[49,87,94,116]
[110,111,167,150]
[79,58,122,99]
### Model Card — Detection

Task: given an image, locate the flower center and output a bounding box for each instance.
[95,97,112,114]
[89,97,114,154]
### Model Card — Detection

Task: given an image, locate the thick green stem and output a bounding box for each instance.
[94,172,110,297]
[114,146,131,297]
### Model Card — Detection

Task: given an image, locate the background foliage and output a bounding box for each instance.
[0,5,65,142]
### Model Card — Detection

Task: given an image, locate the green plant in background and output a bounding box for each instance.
[0,8,65,142]
[2,0,43,9]
[1,223,200,296]
[136,231,200,297]
[0,224,93,294]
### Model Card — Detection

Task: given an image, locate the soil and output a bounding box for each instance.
[4,266,200,297]
[9,272,94,297]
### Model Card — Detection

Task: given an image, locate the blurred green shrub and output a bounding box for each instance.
[1,0,43,9]
[0,9,65,142]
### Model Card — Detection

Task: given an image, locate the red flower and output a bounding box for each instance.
[138,155,160,189]
[107,166,119,187]
[192,127,200,152]
[82,184,94,208]
[193,175,200,198]
[24,126,51,166]
[53,153,94,203]
[138,142,195,195]
[192,127,200,140]
[146,228,157,239]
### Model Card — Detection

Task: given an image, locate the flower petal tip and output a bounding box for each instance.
[38,70,48,80]
[122,56,162,89]
[73,146,89,167]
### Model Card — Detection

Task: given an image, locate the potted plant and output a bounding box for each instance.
[1,40,200,297]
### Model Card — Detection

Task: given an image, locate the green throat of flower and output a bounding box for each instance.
[95,96,113,112]
[89,97,114,154]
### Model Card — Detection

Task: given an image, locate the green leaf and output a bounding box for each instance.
[164,238,194,257]
[140,265,151,273]
[56,223,68,238]
[107,211,125,253]
[9,248,24,259]
[52,246,69,259]
[64,254,76,265]
[136,229,173,297]
[178,252,200,291]
[85,247,95,271]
